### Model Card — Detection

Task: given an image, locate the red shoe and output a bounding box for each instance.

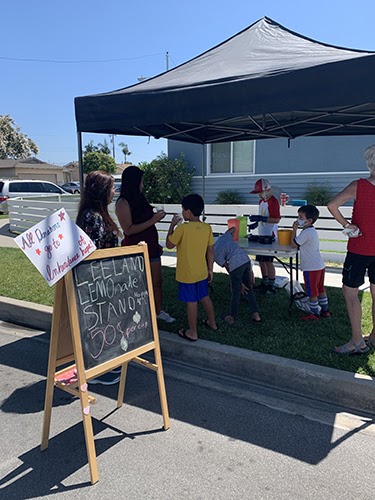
[320,310,332,318]
[300,313,320,321]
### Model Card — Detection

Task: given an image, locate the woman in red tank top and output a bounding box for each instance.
[328,144,375,355]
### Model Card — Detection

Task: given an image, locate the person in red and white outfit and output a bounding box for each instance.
[249,178,280,294]
[328,144,375,355]
[291,205,330,321]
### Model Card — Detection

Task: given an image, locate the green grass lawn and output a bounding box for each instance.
[0,247,374,377]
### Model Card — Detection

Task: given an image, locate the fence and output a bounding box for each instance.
[7,196,353,264]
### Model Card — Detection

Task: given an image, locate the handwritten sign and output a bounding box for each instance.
[72,251,153,370]
[15,208,96,286]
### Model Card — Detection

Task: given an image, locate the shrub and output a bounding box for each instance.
[139,153,194,203]
[304,182,333,206]
[83,151,117,174]
[214,189,245,204]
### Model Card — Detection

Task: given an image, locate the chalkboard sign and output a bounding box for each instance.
[72,251,153,369]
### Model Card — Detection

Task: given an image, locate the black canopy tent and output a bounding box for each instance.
[74,17,375,187]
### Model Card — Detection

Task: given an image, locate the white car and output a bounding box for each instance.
[0,179,70,214]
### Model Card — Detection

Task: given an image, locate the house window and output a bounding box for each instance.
[209,141,255,174]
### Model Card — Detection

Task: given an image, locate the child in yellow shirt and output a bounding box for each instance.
[166,194,218,341]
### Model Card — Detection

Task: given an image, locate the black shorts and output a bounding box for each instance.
[256,255,274,263]
[342,251,375,288]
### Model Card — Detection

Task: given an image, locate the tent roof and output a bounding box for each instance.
[75,17,375,143]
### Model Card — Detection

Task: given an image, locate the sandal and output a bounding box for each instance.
[202,319,219,331]
[366,339,375,349]
[178,329,198,342]
[333,339,370,355]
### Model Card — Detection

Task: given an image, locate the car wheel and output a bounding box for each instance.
[73,190,80,194]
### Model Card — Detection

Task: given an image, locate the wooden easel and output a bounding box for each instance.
[40,245,170,484]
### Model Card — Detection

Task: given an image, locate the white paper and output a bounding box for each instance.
[15,208,96,286]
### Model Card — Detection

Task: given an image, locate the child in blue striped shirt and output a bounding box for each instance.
[214,228,261,325]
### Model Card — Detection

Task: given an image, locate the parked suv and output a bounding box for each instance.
[0,179,70,214]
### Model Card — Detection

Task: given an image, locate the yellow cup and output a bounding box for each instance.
[277,229,292,246]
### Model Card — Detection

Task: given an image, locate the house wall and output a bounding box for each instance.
[168,136,375,204]
[15,170,63,183]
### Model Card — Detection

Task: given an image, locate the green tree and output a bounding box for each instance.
[83,140,98,154]
[118,142,131,163]
[139,153,194,203]
[0,114,39,159]
[97,139,111,155]
[83,151,117,175]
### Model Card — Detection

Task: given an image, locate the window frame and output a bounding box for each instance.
[207,141,256,175]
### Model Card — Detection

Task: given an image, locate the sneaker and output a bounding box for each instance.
[260,284,276,295]
[157,310,176,323]
[320,310,332,318]
[300,313,320,321]
[255,282,268,291]
[89,372,120,385]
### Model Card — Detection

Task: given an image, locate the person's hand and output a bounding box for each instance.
[171,214,182,226]
[153,209,166,223]
[248,222,258,230]
[249,215,267,223]
[292,220,299,230]
[208,270,213,284]
[241,283,249,295]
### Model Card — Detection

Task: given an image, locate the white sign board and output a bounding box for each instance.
[15,208,96,286]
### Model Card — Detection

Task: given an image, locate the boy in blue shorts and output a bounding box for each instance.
[291,204,331,320]
[166,194,218,341]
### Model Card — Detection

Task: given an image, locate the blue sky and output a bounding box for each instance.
[1,1,374,166]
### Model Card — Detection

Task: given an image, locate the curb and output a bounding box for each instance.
[1,295,375,413]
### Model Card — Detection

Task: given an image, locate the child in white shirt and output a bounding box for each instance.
[291,204,331,321]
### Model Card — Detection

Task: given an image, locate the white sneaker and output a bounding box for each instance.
[157,310,176,323]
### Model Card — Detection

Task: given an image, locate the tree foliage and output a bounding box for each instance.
[83,139,112,156]
[304,182,333,206]
[118,142,131,163]
[97,139,111,155]
[214,189,245,204]
[0,115,39,159]
[82,151,117,174]
[139,153,194,203]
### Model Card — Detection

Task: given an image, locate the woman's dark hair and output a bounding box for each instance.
[76,170,119,234]
[117,165,152,219]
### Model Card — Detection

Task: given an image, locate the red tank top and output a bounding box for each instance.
[348,178,375,256]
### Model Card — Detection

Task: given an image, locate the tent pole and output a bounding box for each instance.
[77,132,84,187]
[201,144,206,200]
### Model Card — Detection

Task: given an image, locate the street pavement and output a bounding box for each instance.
[1,321,375,499]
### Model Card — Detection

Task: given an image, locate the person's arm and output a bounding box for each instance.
[290,219,299,249]
[166,215,180,249]
[327,181,357,229]
[206,244,214,283]
[267,196,281,224]
[115,198,165,236]
[250,197,280,224]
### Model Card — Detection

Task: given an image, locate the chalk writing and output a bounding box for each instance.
[72,252,153,369]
